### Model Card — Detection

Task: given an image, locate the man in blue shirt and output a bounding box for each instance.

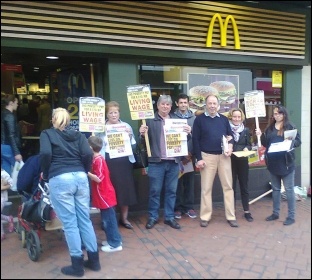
[192,93,238,228]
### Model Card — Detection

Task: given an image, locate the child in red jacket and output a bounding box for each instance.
[88,136,122,253]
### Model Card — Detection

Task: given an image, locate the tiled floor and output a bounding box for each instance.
[1,196,311,279]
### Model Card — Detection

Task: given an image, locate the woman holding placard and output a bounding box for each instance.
[256,105,301,226]
[97,101,137,229]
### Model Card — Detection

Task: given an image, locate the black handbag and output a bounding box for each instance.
[133,144,148,169]
[21,197,53,223]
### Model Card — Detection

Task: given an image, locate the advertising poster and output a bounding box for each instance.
[79,97,105,132]
[57,67,91,131]
[106,123,133,158]
[188,73,239,115]
[164,119,188,157]
[126,84,154,120]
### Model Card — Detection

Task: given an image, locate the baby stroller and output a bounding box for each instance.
[16,180,63,261]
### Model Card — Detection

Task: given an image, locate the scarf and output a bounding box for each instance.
[229,121,244,142]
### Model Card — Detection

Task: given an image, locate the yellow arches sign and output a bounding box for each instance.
[206,13,240,50]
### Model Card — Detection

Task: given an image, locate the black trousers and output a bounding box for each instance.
[231,156,250,211]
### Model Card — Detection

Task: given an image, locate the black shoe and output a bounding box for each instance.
[227,220,239,227]
[265,214,279,221]
[283,217,295,226]
[164,219,181,229]
[244,213,254,222]
[146,218,158,229]
[119,220,133,229]
[200,220,209,227]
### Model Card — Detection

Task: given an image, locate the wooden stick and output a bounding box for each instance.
[249,189,272,205]
[249,181,285,205]
[142,119,151,157]
[255,116,262,147]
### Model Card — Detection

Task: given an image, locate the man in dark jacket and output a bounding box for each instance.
[139,95,192,230]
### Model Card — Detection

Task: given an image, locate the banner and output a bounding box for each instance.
[79,97,105,132]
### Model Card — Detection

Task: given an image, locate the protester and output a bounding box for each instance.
[256,105,301,226]
[173,93,197,219]
[88,136,123,253]
[139,95,191,230]
[1,168,14,241]
[1,93,22,175]
[39,107,100,277]
[227,108,253,222]
[96,101,137,229]
[192,93,238,228]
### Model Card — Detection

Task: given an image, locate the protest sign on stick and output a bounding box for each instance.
[127,84,154,157]
[244,90,266,147]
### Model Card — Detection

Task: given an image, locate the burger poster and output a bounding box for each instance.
[188,74,239,115]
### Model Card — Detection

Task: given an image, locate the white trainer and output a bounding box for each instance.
[102,240,122,246]
[101,245,122,253]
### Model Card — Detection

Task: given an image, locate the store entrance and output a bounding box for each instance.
[1,49,100,160]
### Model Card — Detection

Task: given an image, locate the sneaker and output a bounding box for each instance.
[102,240,122,246]
[101,245,122,252]
[186,209,197,218]
[174,211,182,219]
[283,217,295,226]
[265,214,279,221]
[244,213,254,222]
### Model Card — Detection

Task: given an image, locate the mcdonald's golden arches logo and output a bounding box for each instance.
[206,13,240,50]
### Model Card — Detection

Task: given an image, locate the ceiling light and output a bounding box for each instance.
[46,56,59,59]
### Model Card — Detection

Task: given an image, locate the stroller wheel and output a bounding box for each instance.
[26,230,41,261]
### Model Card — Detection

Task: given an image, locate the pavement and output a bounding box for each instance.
[1,196,311,279]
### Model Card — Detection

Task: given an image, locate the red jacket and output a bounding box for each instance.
[90,155,117,209]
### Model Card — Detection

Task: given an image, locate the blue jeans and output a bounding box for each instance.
[270,170,296,220]
[1,144,15,175]
[100,207,122,248]
[49,172,98,257]
[175,171,195,213]
[147,161,179,221]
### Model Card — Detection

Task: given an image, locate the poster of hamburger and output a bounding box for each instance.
[188,73,239,115]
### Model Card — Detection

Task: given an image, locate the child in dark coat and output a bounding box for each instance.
[87,136,122,253]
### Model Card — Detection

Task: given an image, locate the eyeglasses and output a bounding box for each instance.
[273,112,283,116]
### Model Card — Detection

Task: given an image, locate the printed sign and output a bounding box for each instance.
[244,90,266,119]
[126,84,154,120]
[79,97,105,132]
[106,123,133,158]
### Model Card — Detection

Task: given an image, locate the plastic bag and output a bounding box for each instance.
[11,161,24,191]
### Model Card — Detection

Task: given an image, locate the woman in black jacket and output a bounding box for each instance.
[227,108,253,222]
[1,93,22,175]
[257,105,301,226]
